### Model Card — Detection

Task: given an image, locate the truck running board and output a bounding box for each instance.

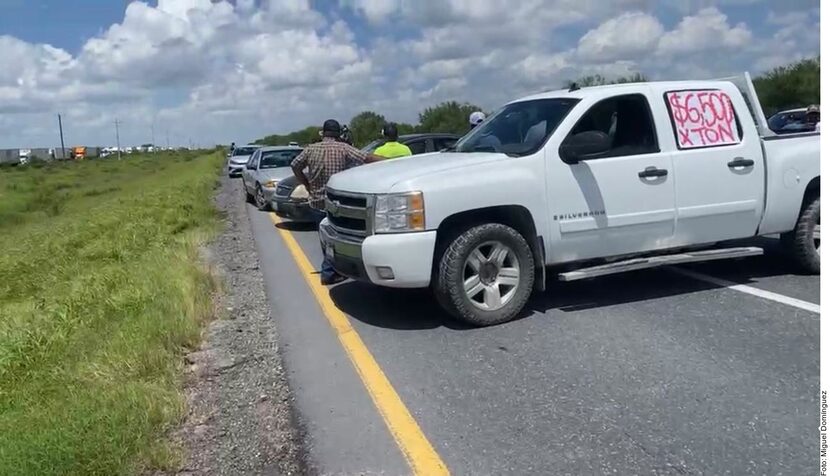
[557,247,764,282]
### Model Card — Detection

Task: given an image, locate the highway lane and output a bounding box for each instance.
[245,191,819,475]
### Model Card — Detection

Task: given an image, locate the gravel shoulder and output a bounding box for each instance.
[168,176,307,475]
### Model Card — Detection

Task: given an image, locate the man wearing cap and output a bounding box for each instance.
[291,119,383,285]
[469,111,486,130]
[806,105,820,132]
[373,123,412,159]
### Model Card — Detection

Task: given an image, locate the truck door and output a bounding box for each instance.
[658,86,765,245]
[547,92,677,262]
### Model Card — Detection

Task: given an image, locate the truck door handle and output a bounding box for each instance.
[638,167,668,178]
[728,158,754,168]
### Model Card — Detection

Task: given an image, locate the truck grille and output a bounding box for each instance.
[325,188,370,236]
[326,190,367,208]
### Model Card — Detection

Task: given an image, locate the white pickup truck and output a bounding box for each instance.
[319,73,820,326]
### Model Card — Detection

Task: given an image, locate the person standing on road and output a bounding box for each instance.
[373,123,412,159]
[291,119,383,285]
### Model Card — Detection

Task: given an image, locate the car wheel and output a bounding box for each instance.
[784,195,820,274]
[434,223,535,327]
[255,185,270,211]
[243,182,254,204]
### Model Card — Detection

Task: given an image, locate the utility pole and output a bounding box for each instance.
[166,129,170,149]
[58,114,66,159]
[115,119,122,160]
[150,122,155,151]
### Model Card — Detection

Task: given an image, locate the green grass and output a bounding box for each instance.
[0,152,223,475]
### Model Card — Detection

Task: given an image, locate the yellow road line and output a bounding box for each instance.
[268,213,450,476]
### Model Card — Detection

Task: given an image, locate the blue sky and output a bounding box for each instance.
[0,0,820,148]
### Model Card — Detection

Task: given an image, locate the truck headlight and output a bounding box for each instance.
[374,192,425,233]
[263,179,279,188]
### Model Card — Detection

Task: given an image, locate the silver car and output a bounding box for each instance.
[242,146,303,210]
[227,144,261,177]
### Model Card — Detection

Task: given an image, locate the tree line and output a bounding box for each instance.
[253,57,819,148]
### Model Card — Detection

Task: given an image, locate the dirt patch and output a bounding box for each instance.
[166,176,307,475]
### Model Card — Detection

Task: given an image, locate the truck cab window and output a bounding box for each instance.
[567,94,659,159]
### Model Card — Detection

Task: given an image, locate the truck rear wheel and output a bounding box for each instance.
[434,224,535,327]
[784,195,820,274]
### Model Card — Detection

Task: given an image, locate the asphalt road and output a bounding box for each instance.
[243,186,819,475]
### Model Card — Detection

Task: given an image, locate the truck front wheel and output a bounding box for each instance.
[783,195,820,274]
[435,223,535,327]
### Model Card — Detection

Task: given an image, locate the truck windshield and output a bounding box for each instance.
[452,98,579,156]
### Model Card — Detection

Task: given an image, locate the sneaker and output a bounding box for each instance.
[321,274,347,286]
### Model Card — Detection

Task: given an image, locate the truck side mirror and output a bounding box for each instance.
[559,131,612,164]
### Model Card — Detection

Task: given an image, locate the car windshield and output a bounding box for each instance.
[233,146,257,156]
[452,98,579,156]
[361,139,384,153]
[768,111,807,132]
[260,150,301,168]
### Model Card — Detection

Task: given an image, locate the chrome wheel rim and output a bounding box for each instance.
[463,241,520,311]
[256,187,265,208]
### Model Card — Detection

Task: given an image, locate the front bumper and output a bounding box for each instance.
[272,196,316,222]
[227,164,245,176]
[319,219,436,288]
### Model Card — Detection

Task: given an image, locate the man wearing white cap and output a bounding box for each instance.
[806,104,820,133]
[469,111,486,130]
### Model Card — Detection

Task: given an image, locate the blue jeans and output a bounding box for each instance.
[311,208,338,282]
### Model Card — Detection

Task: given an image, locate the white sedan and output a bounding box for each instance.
[242,146,303,210]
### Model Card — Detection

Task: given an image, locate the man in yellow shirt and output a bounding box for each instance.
[373,123,412,159]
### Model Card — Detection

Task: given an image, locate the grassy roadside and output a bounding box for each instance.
[0,152,223,474]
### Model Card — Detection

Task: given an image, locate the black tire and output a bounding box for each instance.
[434,223,535,327]
[255,184,270,211]
[243,182,254,204]
[783,195,820,274]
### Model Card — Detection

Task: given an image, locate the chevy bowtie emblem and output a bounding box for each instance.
[330,200,340,214]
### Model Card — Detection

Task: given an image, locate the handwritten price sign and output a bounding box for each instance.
[667,90,740,149]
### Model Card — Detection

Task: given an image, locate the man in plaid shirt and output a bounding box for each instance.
[291,119,382,284]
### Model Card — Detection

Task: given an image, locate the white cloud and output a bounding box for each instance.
[576,12,665,62]
[346,0,400,23]
[0,1,819,148]
[657,7,752,56]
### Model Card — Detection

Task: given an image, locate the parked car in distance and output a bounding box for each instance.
[319,73,820,327]
[767,107,819,134]
[242,146,303,210]
[272,133,461,222]
[228,144,261,177]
